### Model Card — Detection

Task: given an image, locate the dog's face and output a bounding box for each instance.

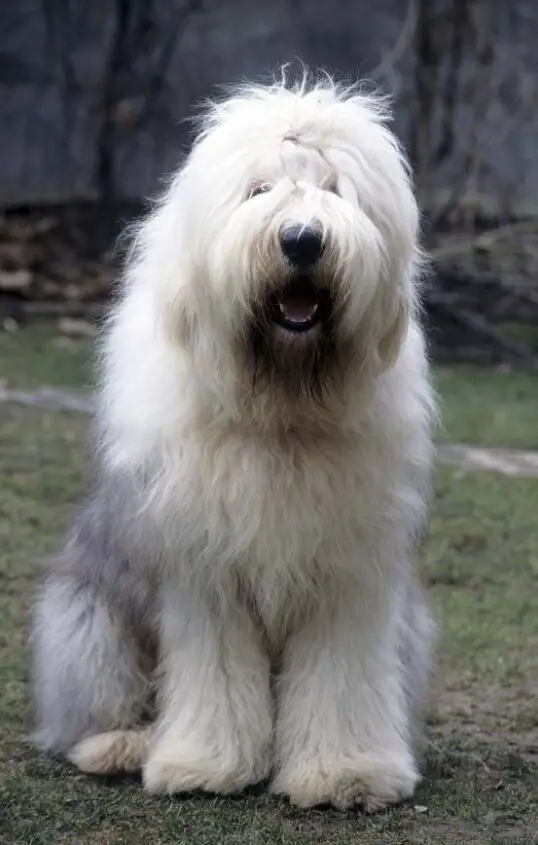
[155,79,421,412]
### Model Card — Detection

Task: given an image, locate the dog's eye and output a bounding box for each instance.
[248,183,272,200]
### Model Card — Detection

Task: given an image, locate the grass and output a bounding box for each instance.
[0,323,94,390]
[1,323,537,844]
[434,365,538,450]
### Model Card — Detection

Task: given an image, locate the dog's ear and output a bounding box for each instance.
[163,289,195,348]
[377,291,411,372]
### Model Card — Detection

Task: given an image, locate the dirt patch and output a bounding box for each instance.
[432,676,538,760]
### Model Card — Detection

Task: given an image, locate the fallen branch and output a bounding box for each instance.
[0,386,95,413]
[437,444,538,477]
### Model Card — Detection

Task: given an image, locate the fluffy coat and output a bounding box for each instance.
[32,72,437,812]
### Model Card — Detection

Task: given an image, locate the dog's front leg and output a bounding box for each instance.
[144,579,273,795]
[272,570,421,812]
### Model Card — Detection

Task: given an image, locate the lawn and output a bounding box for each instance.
[1,323,537,844]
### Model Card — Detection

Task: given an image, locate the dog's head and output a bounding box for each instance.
[143,73,422,419]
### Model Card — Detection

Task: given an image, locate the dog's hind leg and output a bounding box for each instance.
[32,572,151,772]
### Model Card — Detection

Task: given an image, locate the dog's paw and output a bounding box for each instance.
[68,729,151,775]
[143,740,269,795]
[271,752,419,812]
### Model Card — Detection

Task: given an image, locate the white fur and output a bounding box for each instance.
[35,73,437,811]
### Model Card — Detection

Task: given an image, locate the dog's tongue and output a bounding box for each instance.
[278,294,319,325]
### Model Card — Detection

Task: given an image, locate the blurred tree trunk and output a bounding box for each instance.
[406,0,538,369]
[409,0,499,232]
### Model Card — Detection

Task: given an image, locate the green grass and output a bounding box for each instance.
[434,365,538,449]
[1,324,537,844]
[0,322,94,389]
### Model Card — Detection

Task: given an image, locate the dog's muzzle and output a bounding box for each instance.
[273,223,329,333]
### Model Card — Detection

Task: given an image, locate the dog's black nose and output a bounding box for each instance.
[280,224,325,267]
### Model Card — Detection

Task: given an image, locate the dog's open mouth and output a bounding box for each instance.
[270,277,331,333]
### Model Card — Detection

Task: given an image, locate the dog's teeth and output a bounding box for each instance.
[278,301,319,323]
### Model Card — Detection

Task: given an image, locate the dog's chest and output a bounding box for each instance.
[187,432,361,572]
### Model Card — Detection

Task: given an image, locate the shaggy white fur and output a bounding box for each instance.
[32,71,437,812]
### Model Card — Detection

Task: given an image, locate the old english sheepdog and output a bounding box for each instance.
[32,71,437,812]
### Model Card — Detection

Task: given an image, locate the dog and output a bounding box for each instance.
[31,70,437,812]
